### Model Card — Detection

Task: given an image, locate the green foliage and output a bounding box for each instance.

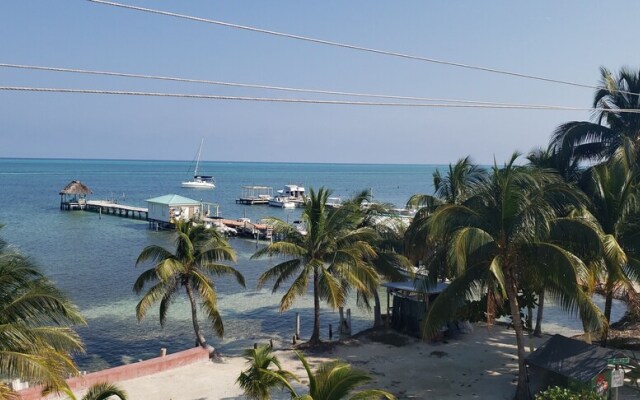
[535,386,600,400]
[236,345,298,400]
[0,226,86,398]
[134,220,245,347]
[77,382,128,400]
[253,187,379,344]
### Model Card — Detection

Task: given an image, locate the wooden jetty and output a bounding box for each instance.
[236,186,273,205]
[85,200,148,220]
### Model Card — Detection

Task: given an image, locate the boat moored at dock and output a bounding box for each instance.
[268,196,296,208]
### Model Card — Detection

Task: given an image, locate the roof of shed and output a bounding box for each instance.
[146,194,201,206]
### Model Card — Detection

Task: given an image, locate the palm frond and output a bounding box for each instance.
[80,382,128,400]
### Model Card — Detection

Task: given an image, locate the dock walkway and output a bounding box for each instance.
[85,200,148,220]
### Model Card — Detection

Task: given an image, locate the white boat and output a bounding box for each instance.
[181,138,215,189]
[276,184,307,207]
[268,196,296,209]
[325,196,342,208]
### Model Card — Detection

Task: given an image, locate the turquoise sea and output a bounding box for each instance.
[0,158,626,371]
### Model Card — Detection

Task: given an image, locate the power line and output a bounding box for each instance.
[0,62,556,107]
[3,85,640,113]
[84,0,637,96]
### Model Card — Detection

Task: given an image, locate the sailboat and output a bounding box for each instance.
[181,138,215,189]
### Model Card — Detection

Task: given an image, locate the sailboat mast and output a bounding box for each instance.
[194,137,204,176]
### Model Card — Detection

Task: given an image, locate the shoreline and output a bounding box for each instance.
[39,323,548,400]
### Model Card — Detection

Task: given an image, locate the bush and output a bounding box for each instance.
[535,386,600,400]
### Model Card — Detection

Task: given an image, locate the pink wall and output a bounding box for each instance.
[18,347,210,400]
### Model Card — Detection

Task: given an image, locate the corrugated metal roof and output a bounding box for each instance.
[381,280,449,294]
[145,194,201,205]
[525,334,627,382]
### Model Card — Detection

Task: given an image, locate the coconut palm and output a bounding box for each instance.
[578,156,640,344]
[237,345,298,400]
[134,221,245,351]
[422,153,603,400]
[526,146,584,335]
[0,231,85,399]
[293,351,395,400]
[77,382,127,400]
[253,187,378,345]
[349,195,412,328]
[550,66,640,166]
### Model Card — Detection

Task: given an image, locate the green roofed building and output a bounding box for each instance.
[146,194,203,227]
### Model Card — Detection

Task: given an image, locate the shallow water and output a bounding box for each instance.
[0,158,626,370]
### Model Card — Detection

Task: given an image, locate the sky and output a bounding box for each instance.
[1,1,640,164]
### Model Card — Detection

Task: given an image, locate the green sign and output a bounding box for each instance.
[607,357,630,365]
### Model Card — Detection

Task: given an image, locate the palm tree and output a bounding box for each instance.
[349,195,412,328]
[293,351,395,400]
[578,157,640,344]
[550,66,640,166]
[253,187,379,345]
[237,345,298,400]
[422,153,603,400]
[0,229,86,399]
[77,382,127,400]
[134,221,245,352]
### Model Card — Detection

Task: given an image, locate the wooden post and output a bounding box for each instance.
[295,313,301,340]
[160,348,167,357]
[347,309,352,335]
[292,335,297,345]
[339,307,345,334]
[269,339,273,349]
[254,343,258,349]
[329,324,333,340]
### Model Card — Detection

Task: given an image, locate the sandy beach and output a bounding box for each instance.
[66,324,549,400]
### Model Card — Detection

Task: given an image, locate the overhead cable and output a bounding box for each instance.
[3,85,640,113]
[84,0,639,97]
[0,62,556,107]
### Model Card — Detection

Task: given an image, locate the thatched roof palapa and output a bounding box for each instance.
[59,180,93,195]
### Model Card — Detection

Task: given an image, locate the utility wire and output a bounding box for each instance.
[0,62,556,107]
[3,85,640,113]
[84,0,639,97]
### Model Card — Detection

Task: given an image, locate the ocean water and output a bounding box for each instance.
[0,158,626,371]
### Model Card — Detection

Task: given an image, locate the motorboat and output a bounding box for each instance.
[325,196,342,209]
[276,184,307,207]
[182,138,215,189]
[268,196,296,209]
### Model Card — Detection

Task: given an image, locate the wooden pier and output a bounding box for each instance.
[84,200,149,220]
[236,186,273,205]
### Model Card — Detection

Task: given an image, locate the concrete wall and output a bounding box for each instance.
[18,347,210,400]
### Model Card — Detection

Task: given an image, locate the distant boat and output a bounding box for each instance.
[181,138,215,189]
[325,196,342,209]
[277,184,307,207]
[268,196,296,209]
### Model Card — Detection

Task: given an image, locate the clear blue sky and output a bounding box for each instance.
[1,1,639,164]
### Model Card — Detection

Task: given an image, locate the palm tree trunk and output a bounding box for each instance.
[309,267,321,344]
[185,281,207,348]
[533,290,544,337]
[601,281,614,346]
[373,289,383,328]
[504,269,529,400]
[486,286,496,325]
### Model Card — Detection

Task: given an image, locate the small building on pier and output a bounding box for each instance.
[146,194,203,228]
[59,180,92,210]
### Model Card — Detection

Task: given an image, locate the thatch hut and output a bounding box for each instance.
[59,180,92,210]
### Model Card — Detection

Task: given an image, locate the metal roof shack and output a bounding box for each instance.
[525,334,629,397]
[381,279,450,337]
